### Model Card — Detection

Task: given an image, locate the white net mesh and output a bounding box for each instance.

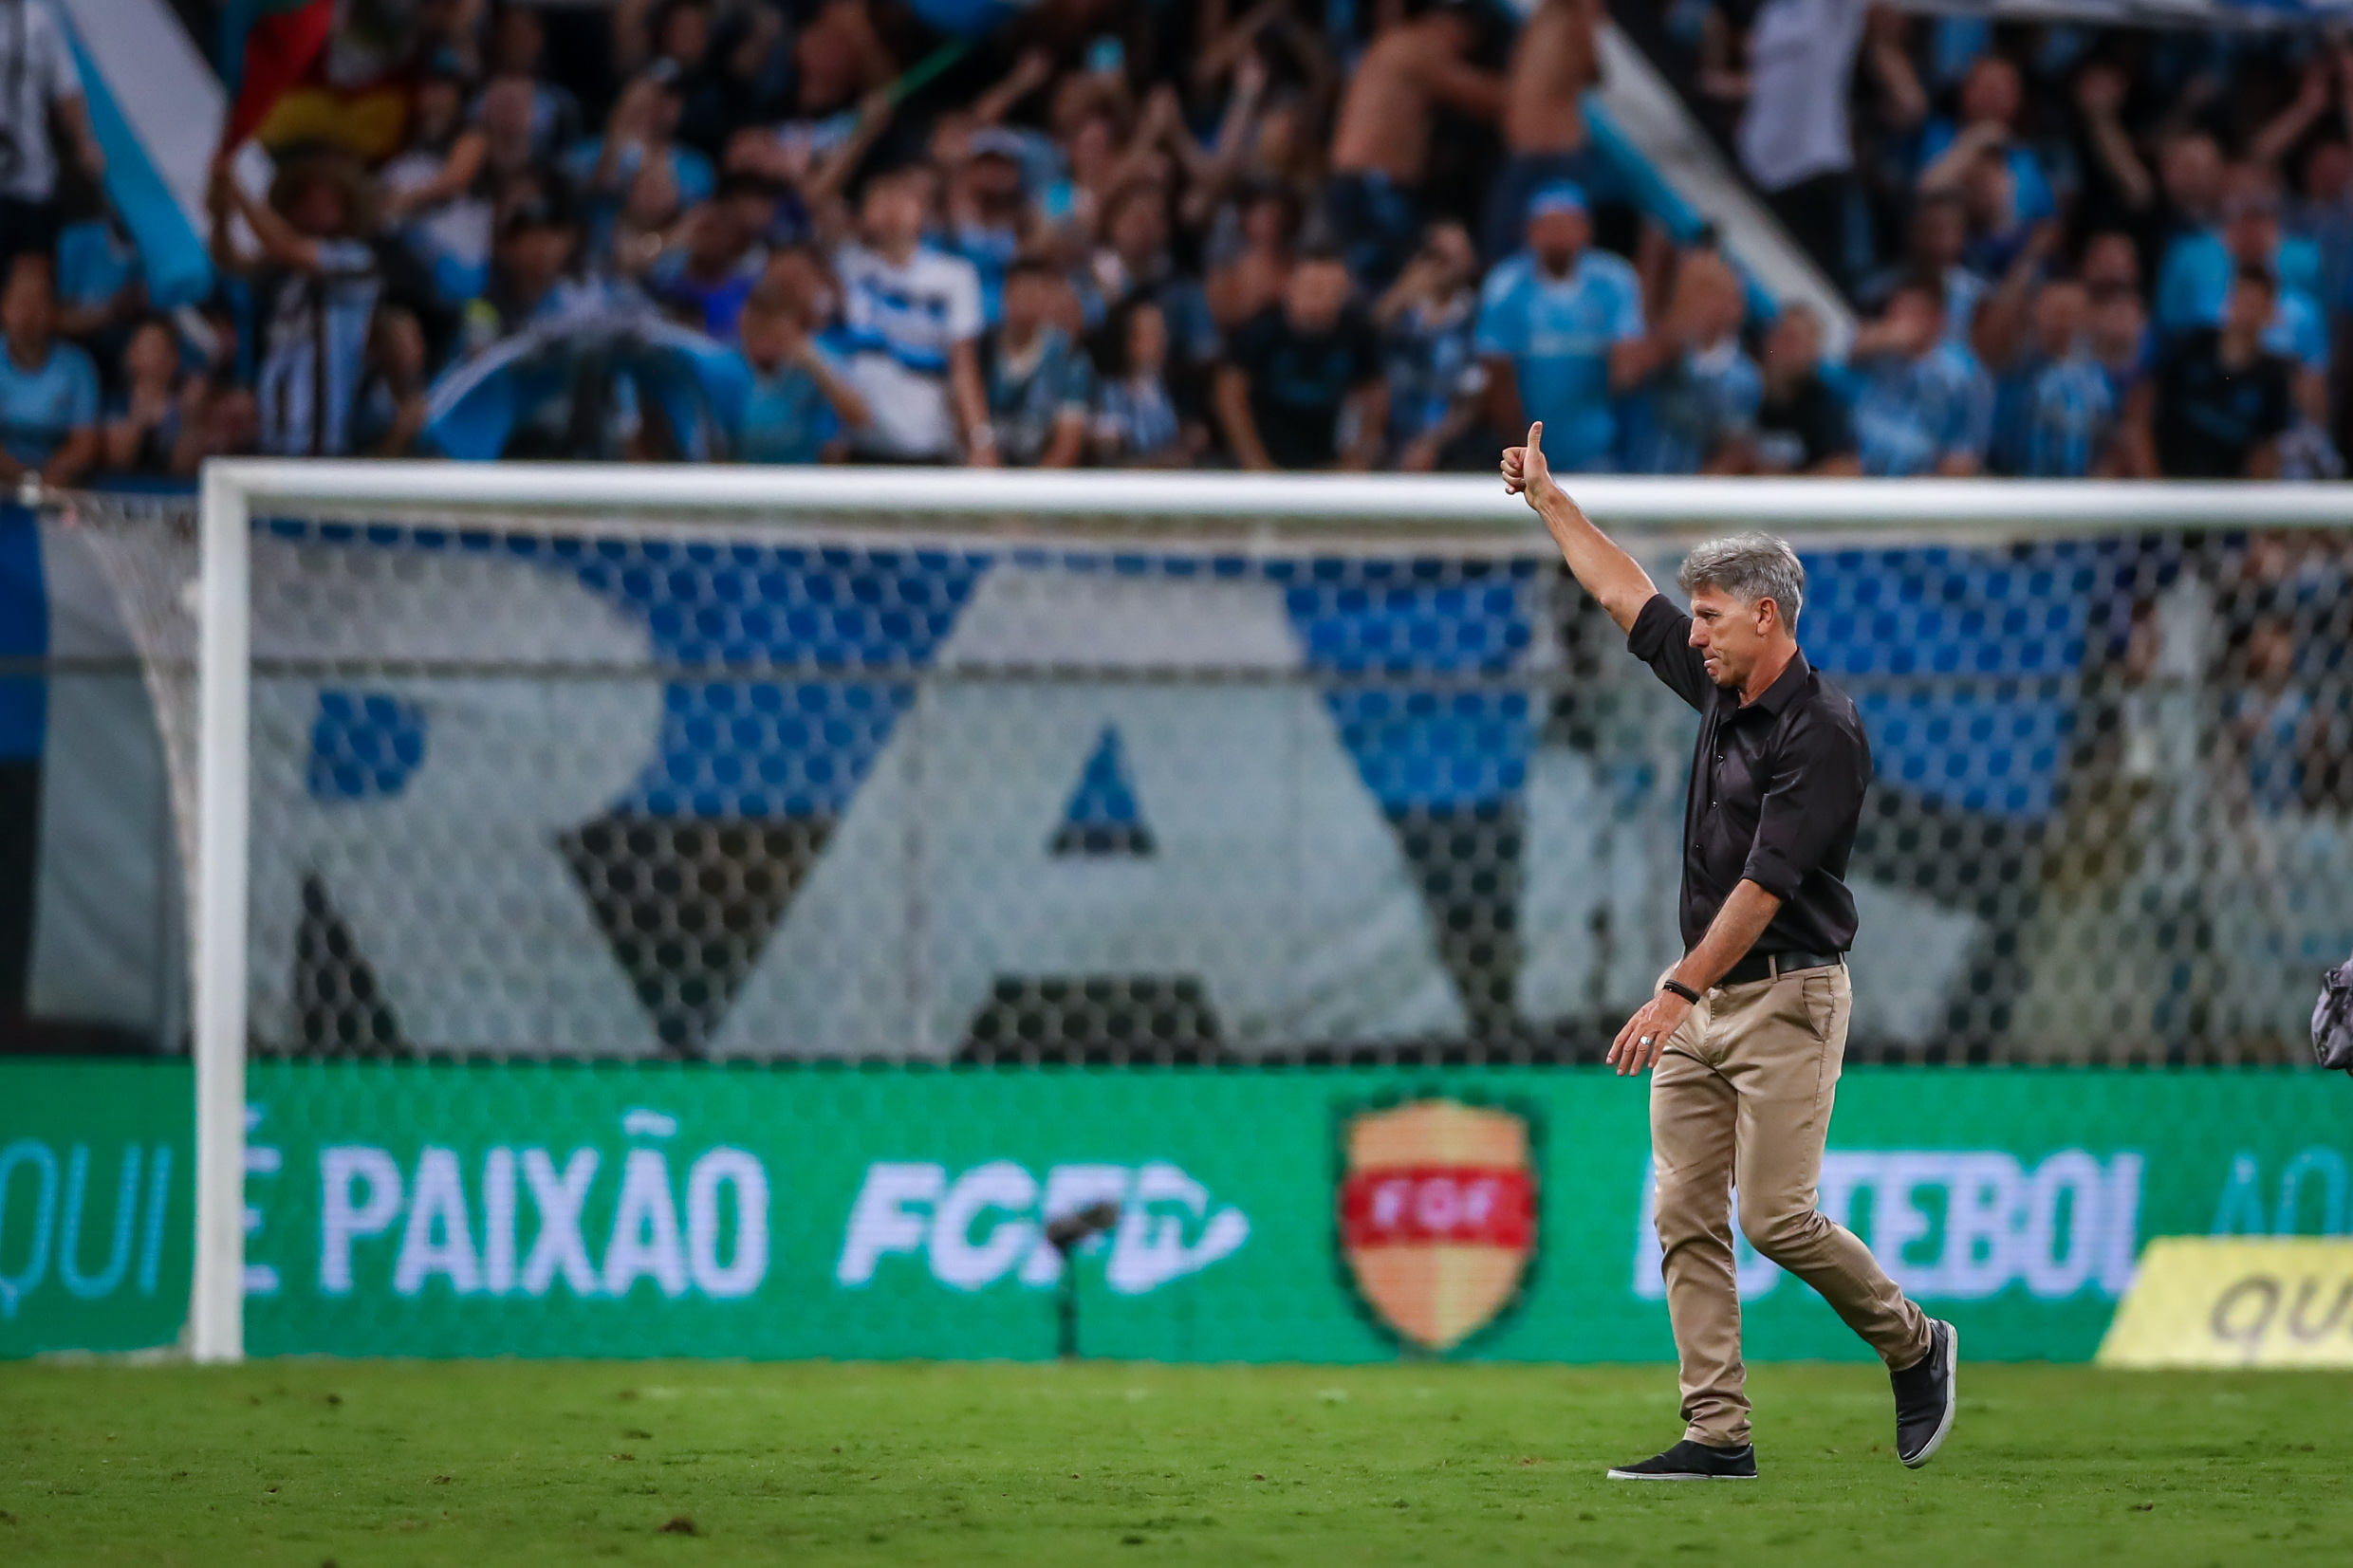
[64,487,2353,1067]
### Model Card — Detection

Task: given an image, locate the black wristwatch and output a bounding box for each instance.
[1659,978,1702,1005]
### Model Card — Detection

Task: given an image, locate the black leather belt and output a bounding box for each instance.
[1721,950,1843,987]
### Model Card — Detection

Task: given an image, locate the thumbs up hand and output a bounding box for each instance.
[1500,421,1555,507]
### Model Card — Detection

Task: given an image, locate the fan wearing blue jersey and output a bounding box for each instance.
[1848,280,1993,477]
[1475,183,1649,472]
[0,255,99,487]
[1616,249,1761,475]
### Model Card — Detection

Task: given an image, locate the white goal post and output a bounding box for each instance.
[161,461,2351,1362]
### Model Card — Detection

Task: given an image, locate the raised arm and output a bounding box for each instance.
[1501,420,1658,630]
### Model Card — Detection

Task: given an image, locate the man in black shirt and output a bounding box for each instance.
[1724,305,1860,475]
[1214,251,1388,470]
[1501,421,1955,1483]
[2151,268,2293,479]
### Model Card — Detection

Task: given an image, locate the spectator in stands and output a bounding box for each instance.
[731,274,868,464]
[1324,0,1502,290]
[605,156,684,283]
[1730,304,1859,474]
[0,0,103,265]
[1216,248,1385,470]
[1732,0,1872,286]
[981,258,1093,469]
[2151,134,2227,309]
[2288,136,2353,329]
[613,0,790,157]
[1376,219,1484,470]
[1848,279,1993,476]
[475,74,556,199]
[463,196,589,350]
[1916,54,2055,233]
[52,212,142,366]
[833,166,989,463]
[1857,190,1987,349]
[2159,166,2321,344]
[648,175,776,340]
[1091,180,1217,377]
[1482,0,1602,265]
[1206,182,1298,334]
[2069,58,2153,252]
[1617,248,1759,473]
[478,4,582,166]
[1987,277,2113,478]
[1091,297,1191,468]
[943,127,1035,327]
[102,314,200,478]
[2223,179,2328,389]
[2149,269,2295,480]
[0,256,98,487]
[1474,182,1645,473]
[380,52,493,307]
[2091,281,2155,478]
[211,157,383,459]
[568,64,716,266]
[349,304,432,458]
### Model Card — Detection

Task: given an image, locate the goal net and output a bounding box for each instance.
[61,466,2353,1357]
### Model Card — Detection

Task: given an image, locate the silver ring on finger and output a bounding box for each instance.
[1640,1036,1654,1047]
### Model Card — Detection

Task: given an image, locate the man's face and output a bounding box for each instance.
[288,178,348,238]
[971,153,1023,206]
[1686,584,1778,692]
[2081,232,2138,292]
[2034,283,2087,357]
[1108,194,1165,265]
[1283,260,1351,332]
[500,224,572,295]
[2225,277,2273,338]
[2,265,55,345]
[862,176,928,249]
[1913,201,1966,269]
[1883,289,1939,356]
[1527,207,1587,271]
[2163,136,2222,213]
[1960,58,2020,127]
[2226,207,2279,267]
[1002,273,1054,336]
[1763,310,1820,378]
[738,304,796,368]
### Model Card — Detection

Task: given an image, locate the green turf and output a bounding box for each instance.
[1,1358,2341,1566]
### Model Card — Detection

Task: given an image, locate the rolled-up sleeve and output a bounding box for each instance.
[1740,704,1870,900]
[1625,594,1712,711]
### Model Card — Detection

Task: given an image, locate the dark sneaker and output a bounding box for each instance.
[1606,1440,1758,1481]
[1891,1319,1958,1468]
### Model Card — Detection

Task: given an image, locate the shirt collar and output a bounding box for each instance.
[1732,647,1812,718]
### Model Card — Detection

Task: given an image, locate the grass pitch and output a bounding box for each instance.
[1,1359,2342,1566]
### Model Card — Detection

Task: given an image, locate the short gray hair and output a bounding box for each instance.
[1677,532,1806,630]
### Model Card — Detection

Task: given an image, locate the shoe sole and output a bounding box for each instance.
[1900,1320,1958,1469]
[1605,1470,1758,1481]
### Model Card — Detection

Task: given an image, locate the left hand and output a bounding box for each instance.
[1608,989,1694,1077]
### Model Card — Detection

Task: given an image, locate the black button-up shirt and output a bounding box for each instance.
[1626,594,1869,954]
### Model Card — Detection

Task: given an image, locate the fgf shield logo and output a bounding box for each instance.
[1337,1098,1538,1353]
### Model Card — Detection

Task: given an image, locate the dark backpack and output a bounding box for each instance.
[2310,961,2353,1074]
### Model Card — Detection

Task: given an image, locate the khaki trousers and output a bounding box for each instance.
[1650,961,1932,1448]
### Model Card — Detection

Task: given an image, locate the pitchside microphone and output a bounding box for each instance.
[1047,1202,1121,1358]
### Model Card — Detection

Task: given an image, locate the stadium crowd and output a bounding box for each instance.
[1,0,2349,483]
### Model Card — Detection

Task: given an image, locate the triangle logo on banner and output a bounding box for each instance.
[1050,725,1156,857]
